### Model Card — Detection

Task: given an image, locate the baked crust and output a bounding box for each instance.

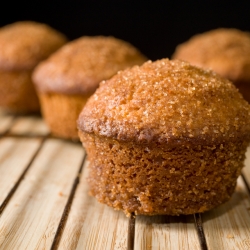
[0,21,67,71]
[172,28,250,83]
[33,36,147,95]
[78,59,250,145]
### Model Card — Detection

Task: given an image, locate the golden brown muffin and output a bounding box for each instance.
[78,58,250,216]
[172,28,250,102]
[32,36,147,140]
[0,21,68,114]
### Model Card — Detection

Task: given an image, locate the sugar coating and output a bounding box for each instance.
[33,36,147,95]
[0,21,67,70]
[78,59,250,145]
[172,28,250,83]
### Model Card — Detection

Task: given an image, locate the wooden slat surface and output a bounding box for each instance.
[59,162,128,250]
[9,116,49,136]
[0,110,14,135]
[135,215,200,250]
[0,139,84,250]
[0,138,42,205]
[203,177,250,250]
[0,111,249,250]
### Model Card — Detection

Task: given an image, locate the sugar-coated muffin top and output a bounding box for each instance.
[78,59,250,145]
[172,28,250,82]
[0,21,68,71]
[33,36,147,95]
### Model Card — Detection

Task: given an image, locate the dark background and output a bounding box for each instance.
[1,1,250,61]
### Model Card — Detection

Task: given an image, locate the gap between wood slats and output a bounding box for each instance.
[9,116,49,136]
[134,214,200,250]
[242,146,250,193]
[0,114,49,138]
[50,153,87,250]
[0,137,46,215]
[241,174,250,196]
[130,212,208,250]
[202,176,250,250]
[0,139,85,250]
[127,213,135,250]
[58,161,128,250]
[193,214,208,250]
[0,116,16,137]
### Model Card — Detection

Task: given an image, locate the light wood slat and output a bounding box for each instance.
[0,112,14,135]
[203,176,250,250]
[242,146,250,186]
[135,214,200,250]
[9,116,49,136]
[59,162,128,250]
[0,138,42,205]
[0,139,84,250]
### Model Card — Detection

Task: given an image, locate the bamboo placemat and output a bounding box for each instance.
[0,110,250,250]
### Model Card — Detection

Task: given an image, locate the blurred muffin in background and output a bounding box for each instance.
[0,21,68,114]
[172,28,250,102]
[32,36,147,140]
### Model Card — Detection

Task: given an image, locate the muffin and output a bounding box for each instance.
[172,28,250,103]
[77,58,250,216]
[0,21,68,113]
[32,36,147,140]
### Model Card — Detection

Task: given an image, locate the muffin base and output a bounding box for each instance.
[79,131,248,216]
[39,93,90,140]
[0,70,40,114]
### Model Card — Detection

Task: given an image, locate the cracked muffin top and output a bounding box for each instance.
[33,36,147,95]
[172,28,250,83]
[78,58,250,145]
[0,21,68,71]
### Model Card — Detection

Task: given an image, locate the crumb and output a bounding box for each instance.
[227,234,234,239]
